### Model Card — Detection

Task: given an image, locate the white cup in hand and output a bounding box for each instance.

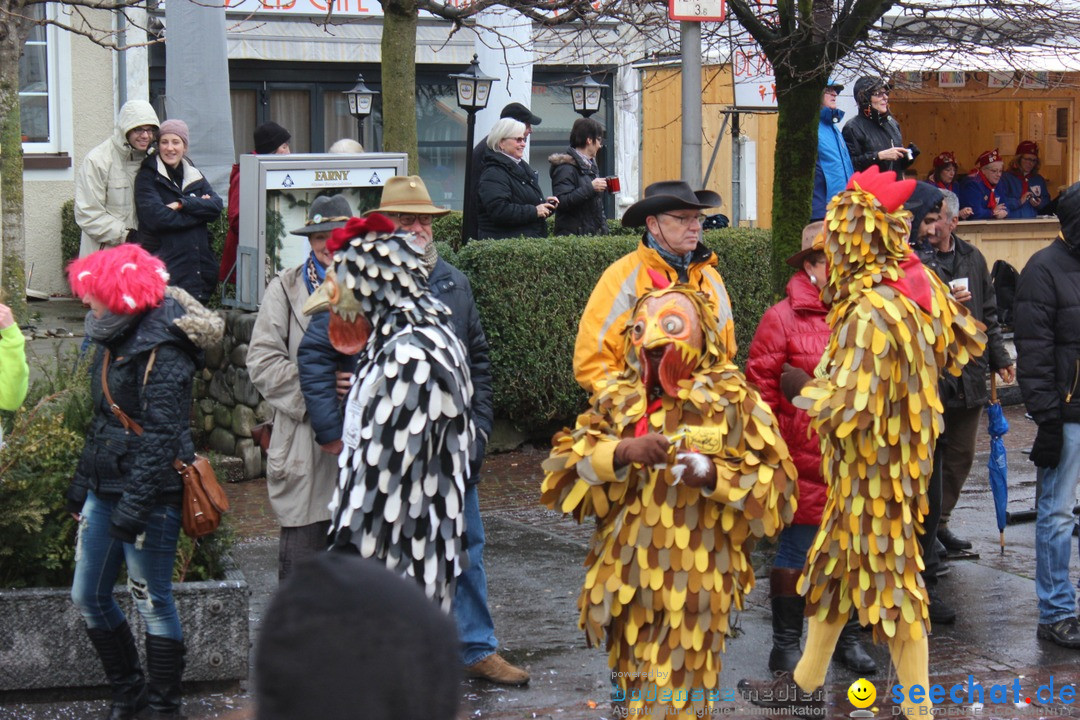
[950,277,969,294]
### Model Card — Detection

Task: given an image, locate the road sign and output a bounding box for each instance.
[669,0,725,22]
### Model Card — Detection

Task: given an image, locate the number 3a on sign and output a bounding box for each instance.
[669,0,725,21]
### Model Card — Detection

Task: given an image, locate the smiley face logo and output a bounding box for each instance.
[847,678,876,709]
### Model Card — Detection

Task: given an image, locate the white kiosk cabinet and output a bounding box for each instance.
[228,152,409,310]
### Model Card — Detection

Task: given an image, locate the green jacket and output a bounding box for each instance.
[0,324,28,411]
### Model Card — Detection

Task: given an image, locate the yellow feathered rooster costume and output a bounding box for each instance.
[790,167,985,716]
[542,276,797,718]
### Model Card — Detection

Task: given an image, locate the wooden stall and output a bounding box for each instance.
[639,63,778,228]
[890,72,1080,192]
[956,217,1059,272]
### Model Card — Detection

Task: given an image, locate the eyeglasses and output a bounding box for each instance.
[660,212,706,227]
[387,213,434,227]
[130,126,157,136]
[871,90,890,98]
[510,137,528,144]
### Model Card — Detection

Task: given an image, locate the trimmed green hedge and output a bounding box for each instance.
[62,204,773,435]
[439,228,773,434]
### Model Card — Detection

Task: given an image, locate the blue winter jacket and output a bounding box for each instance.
[997,171,1050,219]
[812,107,854,220]
[297,257,493,482]
[957,175,1004,220]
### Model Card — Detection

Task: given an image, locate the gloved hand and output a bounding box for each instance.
[1030,420,1063,469]
[614,433,670,468]
[781,363,811,402]
[671,451,717,489]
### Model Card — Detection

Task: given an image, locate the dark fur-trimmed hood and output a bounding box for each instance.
[548,151,582,168]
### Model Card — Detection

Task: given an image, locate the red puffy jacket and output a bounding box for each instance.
[746,272,829,526]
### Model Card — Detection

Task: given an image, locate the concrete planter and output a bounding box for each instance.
[0,568,249,691]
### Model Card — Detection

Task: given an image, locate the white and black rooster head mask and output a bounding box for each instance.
[302,213,433,355]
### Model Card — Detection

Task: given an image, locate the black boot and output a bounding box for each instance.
[767,568,805,674]
[145,634,185,717]
[834,618,876,674]
[85,622,149,720]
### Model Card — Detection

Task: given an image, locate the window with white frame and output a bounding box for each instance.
[19,4,62,152]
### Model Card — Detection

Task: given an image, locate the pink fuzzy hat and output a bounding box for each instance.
[68,244,169,315]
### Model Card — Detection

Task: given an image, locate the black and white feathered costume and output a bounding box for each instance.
[303,215,475,610]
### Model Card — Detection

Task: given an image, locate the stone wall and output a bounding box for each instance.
[193,310,269,480]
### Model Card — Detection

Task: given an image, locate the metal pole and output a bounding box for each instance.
[702,113,731,188]
[731,111,742,227]
[680,21,702,187]
[462,110,477,245]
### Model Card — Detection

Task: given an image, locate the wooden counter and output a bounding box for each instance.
[955,218,1059,272]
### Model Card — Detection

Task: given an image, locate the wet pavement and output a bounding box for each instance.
[3,301,1080,719]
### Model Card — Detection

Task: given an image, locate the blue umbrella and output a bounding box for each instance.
[987,375,1009,555]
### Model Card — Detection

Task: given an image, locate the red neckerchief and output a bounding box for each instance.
[977,170,998,210]
[1008,168,1029,196]
[932,180,955,192]
[634,398,664,438]
[882,254,933,313]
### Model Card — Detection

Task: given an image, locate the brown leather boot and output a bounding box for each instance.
[465,653,530,686]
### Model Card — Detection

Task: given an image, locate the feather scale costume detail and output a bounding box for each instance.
[542,281,796,718]
[303,215,475,611]
[795,167,986,643]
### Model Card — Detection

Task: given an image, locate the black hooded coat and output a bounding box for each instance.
[842,77,916,175]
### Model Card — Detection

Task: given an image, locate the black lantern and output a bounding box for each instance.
[343,73,379,148]
[450,54,497,112]
[450,55,499,243]
[569,69,605,118]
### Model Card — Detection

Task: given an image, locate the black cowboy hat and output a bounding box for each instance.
[621,181,723,228]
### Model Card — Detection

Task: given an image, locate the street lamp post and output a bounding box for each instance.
[569,68,605,118]
[343,73,378,150]
[450,54,497,244]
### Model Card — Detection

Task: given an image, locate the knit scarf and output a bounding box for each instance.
[84,309,140,342]
[303,252,327,294]
[644,232,693,283]
[419,241,439,275]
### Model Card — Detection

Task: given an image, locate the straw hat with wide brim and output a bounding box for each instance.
[290,195,353,236]
[364,175,451,217]
[621,181,722,228]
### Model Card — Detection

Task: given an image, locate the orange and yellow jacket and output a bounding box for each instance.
[573,239,736,394]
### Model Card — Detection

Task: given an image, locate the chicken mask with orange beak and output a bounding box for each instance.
[624,270,729,398]
[301,213,434,355]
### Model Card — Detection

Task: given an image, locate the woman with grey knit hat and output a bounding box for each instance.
[134,118,223,304]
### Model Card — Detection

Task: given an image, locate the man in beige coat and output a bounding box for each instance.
[74,100,160,257]
[247,195,353,578]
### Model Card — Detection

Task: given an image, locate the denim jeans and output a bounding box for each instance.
[71,491,183,641]
[1035,422,1080,625]
[773,523,819,570]
[454,483,498,666]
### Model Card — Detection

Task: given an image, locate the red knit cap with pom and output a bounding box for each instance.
[67,243,169,315]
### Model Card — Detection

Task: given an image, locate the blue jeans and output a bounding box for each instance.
[454,483,498,666]
[71,491,183,641]
[773,523,819,570]
[1035,422,1080,625]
